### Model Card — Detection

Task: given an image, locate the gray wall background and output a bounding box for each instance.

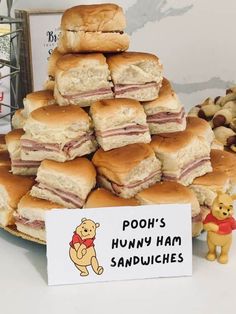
[1,0,236,112]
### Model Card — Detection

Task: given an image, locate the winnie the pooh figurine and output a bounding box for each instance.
[203,193,236,264]
[69,218,104,276]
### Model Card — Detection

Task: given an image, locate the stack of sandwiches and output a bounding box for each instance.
[1,3,220,244]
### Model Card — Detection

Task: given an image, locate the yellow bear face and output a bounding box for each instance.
[212,194,234,221]
[75,218,100,240]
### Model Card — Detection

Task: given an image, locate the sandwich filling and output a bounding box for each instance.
[35,182,84,208]
[15,213,45,230]
[60,87,113,99]
[147,107,185,124]
[162,157,210,181]
[11,159,40,168]
[96,124,149,138]
[113,81,161,96]
[99,169,161,194]
[21,132,95,157]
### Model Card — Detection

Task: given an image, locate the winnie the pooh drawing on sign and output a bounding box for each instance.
[69,218,104,276]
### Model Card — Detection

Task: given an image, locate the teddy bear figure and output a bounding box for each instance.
[203,193,236,264]
[69,218,104,276]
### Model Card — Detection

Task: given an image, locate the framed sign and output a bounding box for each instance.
[15,10,63,96]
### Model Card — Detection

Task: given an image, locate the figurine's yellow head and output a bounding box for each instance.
[212,193,235,220]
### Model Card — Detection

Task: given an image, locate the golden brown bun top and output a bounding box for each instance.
[5,129,24,144]
[151,130,195,153]
[107,51,162,69]
[186,116,211,135]
[30,105,90,126]
[48,48,64,77]
[90,98,143,116]
[192,170,229,187]
[85,188,139,208]
[25,90,54,102]
[61,3,126,32]
[18,192,64,210]
[56,53,107,71]
[0,151,11,167]
[40,158,96,181]
[136,181,200,216]
[0,134,6,145]
[142,78,177,107]
[93,143,155,173]
[0,168,35,208]
[210,149,236,184]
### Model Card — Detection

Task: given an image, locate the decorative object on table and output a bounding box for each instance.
[14,9,63,94]
[203,193,236,264]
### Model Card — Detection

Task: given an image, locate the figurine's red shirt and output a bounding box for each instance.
[204,213,236,235]
[69,232,95,248]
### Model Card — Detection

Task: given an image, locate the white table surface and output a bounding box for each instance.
[0,228,235,314]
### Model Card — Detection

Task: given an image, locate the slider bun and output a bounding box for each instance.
[151,130,196,153]
[17,192,64,222]
[84,188,139,208]
[25,105,91,129]
[90,98,147,130]
[5,128,24,144]
[55,54,112,101]
[92,143,159,184]
[0,150,11,168]
[186,116,214,144]
[56,53,107,71]
[136,181,200,217]
[57,30,129,54]
[192,170,229,188]
[47,48,64,77]
[107,52,163,84]
[39,158,96,181]
[142,78,182,114]
[23,90,55,118]
[61,4,126,32]
[211,149,236,184]
[12,109,26,129]
[34,158,96,200]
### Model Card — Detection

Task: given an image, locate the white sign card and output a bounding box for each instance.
[28,12,63,90]
[46,204,192,286]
